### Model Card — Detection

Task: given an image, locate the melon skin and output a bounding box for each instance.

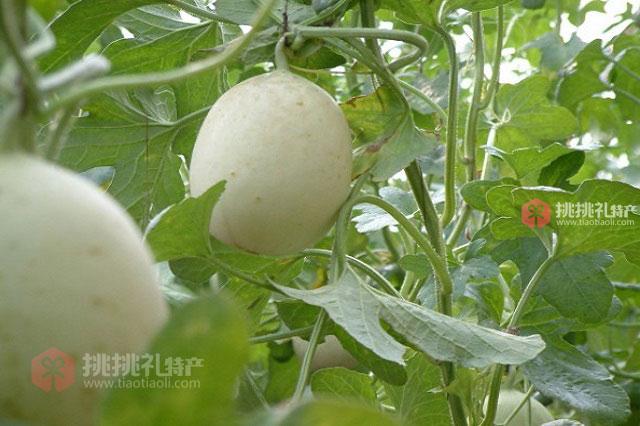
[292,336,358,371]
[493,390,555,426]
[190,71,353,256]
[0,155,168,426]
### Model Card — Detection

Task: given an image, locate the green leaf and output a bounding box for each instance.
[61,91,189,225]
[482,235,548,285]
[311,368,377,406]
[485,180,640,265]
[450,255,501,298]
[380,0,441,27]
[146,182,225,261]
[115,6,192,41]
[384,353,451,426]
[535,253,614,324]
[522,336,631,423]
[215,0,314,25]
[101,296,250,426]
[538,150,585,190]
[460,179,519,212]
[372,117,438,181]
[334,327,408,386]
[169,257,217,288]
[447,0,516,12]
[289,44,347,70]
[612,42,640,121]
[557,40,609,110]
[61,21,223,226]
[486,143,575,179]
[464,281,504,325]
[28,0,67,21]
[352,186,416,233]
[277,399,400,426]
[523,32,586,71]
[275,270,545,368]
[382,0,512,25]
[221,278,271,332]
[398,254,432,279]
[40,0,158,72]
[494,76,578,151]
[342,86,436,180]
[265,355,299,404]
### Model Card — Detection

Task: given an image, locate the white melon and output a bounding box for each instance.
[190,71,352,255]
[0,155,168,426]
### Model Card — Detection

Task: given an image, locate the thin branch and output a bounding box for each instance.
[249,326,315,344]
[291,310,326,402]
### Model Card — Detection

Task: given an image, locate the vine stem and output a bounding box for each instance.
[481,249,557,426]
[479,6,504,110]
[447,7,504,248]
[360,0,384,63]
[290,175,368,402]
[0,0,38,152]
[398,79,448,122]
[434,26,460,228]
[355,195,466,426]
[291,310,326,403]
[445,12,486,248]
[463,12,485,183]
[249,326,315,344]
[331,175,369,282]
[0,0,39,104]
[301,249,402,299]
[243,370,270,410]
[274,36,290,71]
[405,162,445,256]
[205,256,279,293]
[45,106,78,160]
[43,0,278,114]
[354,196,453,297]
[292,26,429,73]
[502,386,536,425]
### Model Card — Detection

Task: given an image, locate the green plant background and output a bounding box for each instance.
[1,0,640,425]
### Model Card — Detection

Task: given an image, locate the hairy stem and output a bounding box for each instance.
[479,6,503,109]
[406,163,444,254]
[360,0,383,62]
[463,12,485,183]
[434,26,459,228]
